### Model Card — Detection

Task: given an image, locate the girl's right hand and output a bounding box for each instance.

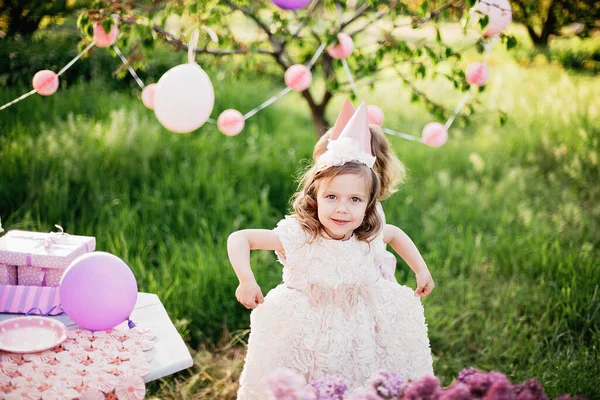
[236,280,265,309]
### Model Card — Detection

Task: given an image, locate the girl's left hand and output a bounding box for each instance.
[414,270,435,298]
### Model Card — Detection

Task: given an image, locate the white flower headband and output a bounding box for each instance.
[316,100,376,169]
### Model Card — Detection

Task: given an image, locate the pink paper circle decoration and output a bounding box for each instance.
[284,65,312,92]
[153,63,215,133]
[271,0,311,10]
[327,33,354,60]
[141,84,157,110]
[422,122,448,147]
[466,62,490,86]
[60,251,138,331]
[217,109,245,136]
[32,70,59,96]
[93,23,119,48]
[470,0,512,37]
[367,105,385,127]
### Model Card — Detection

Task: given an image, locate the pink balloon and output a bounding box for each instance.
[141,84,156,110]
[93,23,119,48]
[271,0,311,10]
[367,105,385,126]
[470,0,512,37]
[32,70,59,96]
[284,65,312,92]
[60,252,138,331]
[217,109,245,136]
[422,122,448,147]
[466,62,490,86]
[327,33,354,60]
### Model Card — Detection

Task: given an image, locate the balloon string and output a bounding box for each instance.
[112,44,146,89]
[57,41,96,77]
[0,41,95,112]
[341,58,359,99]
[188,29,200,64]
[383,128,425,143]
[243,87,292,120]
[239,43,326,121]
[444,89,473,130]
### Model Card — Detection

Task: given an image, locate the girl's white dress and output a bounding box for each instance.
[237,217,433,399]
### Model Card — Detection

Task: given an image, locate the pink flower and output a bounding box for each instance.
[440,383,472,400]
[121,338,153,352]
[130,327,155,341]
[49,373,82,389]
[0,361,19,376]
[79,387,106,400]
[5,386,41,400]
[55,348,88,364]
[40,381,80,400]
[10,375,37,390]
[345,387,382,400]
[114,374,146,400]
[85,372,117,392]
[403,375,441,400]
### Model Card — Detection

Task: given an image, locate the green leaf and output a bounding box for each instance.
[499,112,508,126]
[478,15,489,31]
[467,0,477,7]
[101,19,113,35]
[506,35,518,50]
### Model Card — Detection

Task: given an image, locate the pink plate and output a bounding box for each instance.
[0,316,68,353]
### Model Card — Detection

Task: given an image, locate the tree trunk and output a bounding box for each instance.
[309,106,329,138]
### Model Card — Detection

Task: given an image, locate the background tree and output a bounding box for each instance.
[511,0,600,47]
[0,0,90,36]
[78,0,514,136]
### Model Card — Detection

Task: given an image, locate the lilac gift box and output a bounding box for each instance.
[0,264,17,285]
[0,229,95,314]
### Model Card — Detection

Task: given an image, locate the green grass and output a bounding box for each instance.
[1,37,599,398]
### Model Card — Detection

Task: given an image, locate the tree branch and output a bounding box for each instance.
[339,3,370,31]
[120,18,275,56]
[411,0,460,28]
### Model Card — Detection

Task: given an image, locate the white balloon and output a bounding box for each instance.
[154,63,215,134]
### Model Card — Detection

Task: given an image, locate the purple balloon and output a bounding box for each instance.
[60,251,138,331]
[271,0,311,10]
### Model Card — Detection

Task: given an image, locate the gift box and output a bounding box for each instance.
[0,264,17,285]
[0,285,61,315]
[0,229,95,314]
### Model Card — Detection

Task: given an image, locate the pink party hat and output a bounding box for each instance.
[337,101,372,155]
[330,99,355,140]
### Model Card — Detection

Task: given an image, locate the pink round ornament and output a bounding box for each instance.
[367,105,385,126]
[327,33,354,60]
[217,109,245,136]
[93,23,119,48]
[284,64,312,92]
[466,62,490,86]
[32,70,59,96]
[470,0,512,37]
[141,84,156,110]
[422,122,448,147]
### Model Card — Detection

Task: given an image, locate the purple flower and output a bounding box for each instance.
[439,383,472,400]
[311,375,348,400]
[403,375,441,400]
[265,368,316,400]
[458,370,510,397]
[366,369,406,399]
[457,368,479,383]
[484,380,516,400]
[512,379,548,400]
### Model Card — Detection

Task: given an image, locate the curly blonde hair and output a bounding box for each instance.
[313,125,407,201]
[292,162,382,242]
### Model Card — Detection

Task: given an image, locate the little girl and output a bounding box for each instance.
[313,99,406,282]
[228,102,434,399]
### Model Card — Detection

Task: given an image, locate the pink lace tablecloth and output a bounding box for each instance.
[0,326,155,400]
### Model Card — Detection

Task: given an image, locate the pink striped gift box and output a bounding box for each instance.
[0,228,95,315]
[0,285,62,315]
[0,229,95,287]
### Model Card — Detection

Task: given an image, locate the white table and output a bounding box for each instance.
[0,292,193,383]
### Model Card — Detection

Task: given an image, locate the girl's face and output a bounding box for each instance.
[316,173,369,240]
